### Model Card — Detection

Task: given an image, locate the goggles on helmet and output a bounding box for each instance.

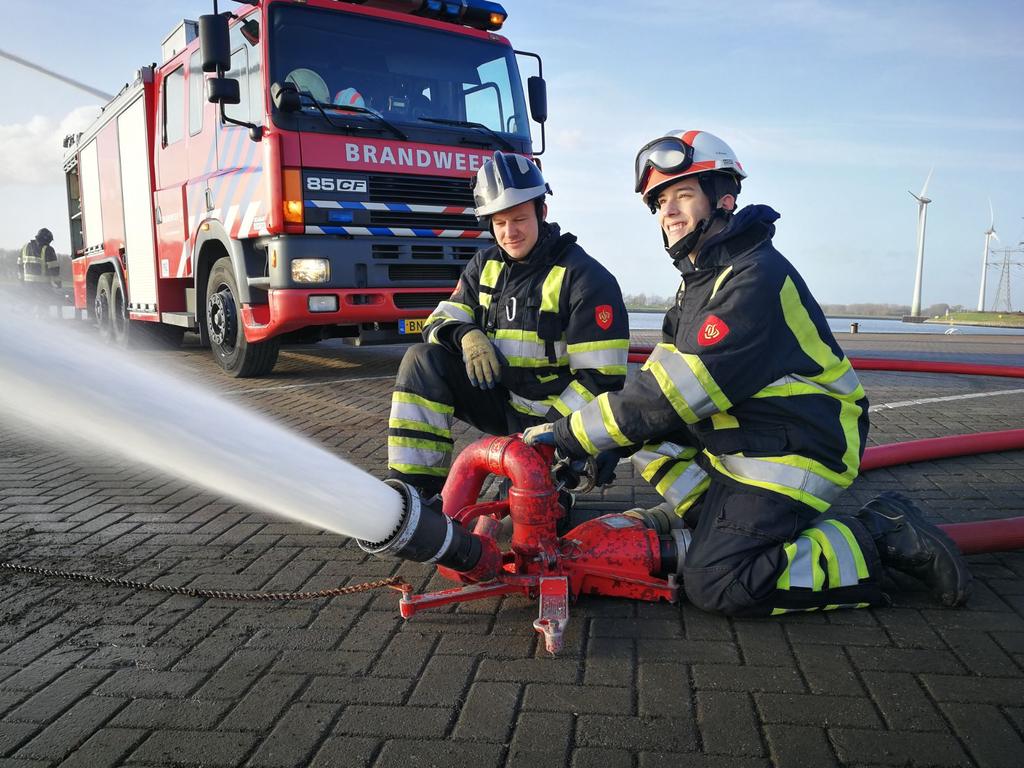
[634,136,694,194]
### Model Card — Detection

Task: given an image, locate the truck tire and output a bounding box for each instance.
[205,257,279,377]
[108,279,185,350]
[94,273,114,342]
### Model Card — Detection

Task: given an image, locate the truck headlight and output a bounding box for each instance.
[292,258,329,284]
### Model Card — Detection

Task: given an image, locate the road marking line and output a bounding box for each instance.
[224,374,394,396]
[869,388,1024,412]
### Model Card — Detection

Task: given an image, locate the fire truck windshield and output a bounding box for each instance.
[269,5,531,144]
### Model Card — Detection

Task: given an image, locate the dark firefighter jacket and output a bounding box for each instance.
[19,240,60,283]
[553,205,870,512]
[423,222,630,422]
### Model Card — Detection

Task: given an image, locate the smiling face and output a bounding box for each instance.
[492,200,544,261]
[655,177,714,248]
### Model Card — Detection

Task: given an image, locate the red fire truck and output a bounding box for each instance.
[62,0,547,376]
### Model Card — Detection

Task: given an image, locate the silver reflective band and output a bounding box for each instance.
[555,385,590,413]
[788,536,815,589]
[816,521,861,587]
[568,347,628,370]
[578,401,621,452]
[389,445,451,468]
[493,336,567,362]
[390,401,452,433]
[649,346,717,419]
[765,367,861,397]
[662,464,708,510]
[718,455,844,503]
[430,301,473,323]
[510,392,550,417]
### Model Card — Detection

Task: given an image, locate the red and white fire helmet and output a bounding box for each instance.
[635,130,746,208]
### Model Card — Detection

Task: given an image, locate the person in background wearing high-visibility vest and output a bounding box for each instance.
[18,228,61,314]
[387,152,630,504]
[525,130,971,616]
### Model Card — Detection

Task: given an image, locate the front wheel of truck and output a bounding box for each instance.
[205,257,280,378]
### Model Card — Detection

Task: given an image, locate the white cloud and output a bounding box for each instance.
[0,106,100,186]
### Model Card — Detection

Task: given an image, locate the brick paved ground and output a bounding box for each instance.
[0,329,1022,767]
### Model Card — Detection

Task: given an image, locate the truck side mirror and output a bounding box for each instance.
[271,82,302,113]
[199,14,231,73]
[207,77,240,105]
[528,76,547,124]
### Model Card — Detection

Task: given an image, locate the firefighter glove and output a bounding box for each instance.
[461,328,501,389]
[594,450,619,487]
[522,423,555,446]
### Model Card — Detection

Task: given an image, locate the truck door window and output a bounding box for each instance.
[188,51,204,136]
[224,47,252,124]
[163,66,185,146]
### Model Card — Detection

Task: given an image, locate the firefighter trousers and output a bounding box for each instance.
[387,343,543,495]
[633,443,886,617]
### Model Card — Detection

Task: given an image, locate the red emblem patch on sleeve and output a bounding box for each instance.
[595,304,613,331]
[697,315,730,346]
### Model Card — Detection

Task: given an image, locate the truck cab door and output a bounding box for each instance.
[154,58,189,283]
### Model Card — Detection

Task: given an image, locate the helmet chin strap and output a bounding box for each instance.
[664,207,730,264]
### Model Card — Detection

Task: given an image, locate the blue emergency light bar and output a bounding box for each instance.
[344,0,507,31]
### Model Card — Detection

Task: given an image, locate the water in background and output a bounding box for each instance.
[0,292,402,543]
[629,312,1023,335]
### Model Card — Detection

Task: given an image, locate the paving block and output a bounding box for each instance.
[763,724,838,768]
[522,683,632,716]
[373,739,506,768]
[506,711,572,768]
[754,692,881,729]
[697,691,763,756]
[452,682,520,743]
[336,705,453,740]
[576,714,696,752]
[247,701,342,768]
[831,728,971,767]
[692,664,805,694]
[127,729,260,767]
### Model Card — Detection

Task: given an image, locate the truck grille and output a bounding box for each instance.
[369,174,474,207]
[388,265,463,282]
[372,244,481,261]
[394,292,449,309]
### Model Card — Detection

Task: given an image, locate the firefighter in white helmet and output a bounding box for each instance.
[386,151,629,502]
[526,130,971,616]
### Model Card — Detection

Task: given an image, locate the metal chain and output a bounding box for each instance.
[0,561,409,602]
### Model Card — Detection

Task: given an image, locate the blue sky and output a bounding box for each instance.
[2,0,1022,307]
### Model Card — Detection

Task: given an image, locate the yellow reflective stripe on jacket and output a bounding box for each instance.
[425,300,475,344]
[779,276,865,483]
[654,461,710,515]
[567,338,629,375]
[551,379,595,417]
[710,266,733,300]
[711,412,739,430]
[540,265,566,312]
[427,301,473,325]
[492,328,568,367]
[479,259,505,309]
[568,392,632,452]
[643,343,731,421]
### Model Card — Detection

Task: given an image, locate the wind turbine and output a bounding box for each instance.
[908,169,933,317]
[977,199,998,312]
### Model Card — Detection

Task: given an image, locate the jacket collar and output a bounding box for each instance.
[497,222,577,268]
[678,204,780,274]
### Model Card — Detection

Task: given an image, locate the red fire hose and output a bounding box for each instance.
[625,345,1024,555]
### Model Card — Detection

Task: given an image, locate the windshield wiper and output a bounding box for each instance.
[299,94,408,141]
[417,117,515,152]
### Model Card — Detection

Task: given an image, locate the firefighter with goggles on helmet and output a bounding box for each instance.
[386,151,630,506]
[525,130,971,617]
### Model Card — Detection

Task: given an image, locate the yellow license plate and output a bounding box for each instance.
[400,318,427,334]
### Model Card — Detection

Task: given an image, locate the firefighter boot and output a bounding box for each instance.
[855,492,972,607]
